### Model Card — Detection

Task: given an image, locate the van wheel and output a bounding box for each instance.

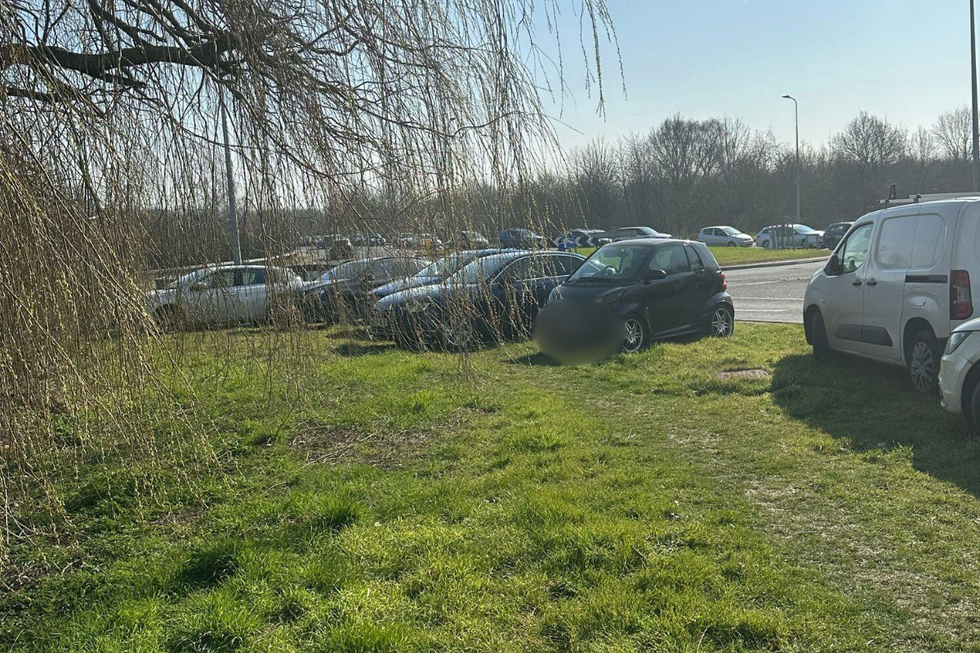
[622,314,647,353]
[809,310,829,360]
[908,331,940,395]
[762,240,771,249]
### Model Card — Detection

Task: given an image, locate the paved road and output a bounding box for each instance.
[726,260,825,324]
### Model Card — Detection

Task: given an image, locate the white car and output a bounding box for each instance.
[148,264,304,329]
[606,226,672,241]
[697,226,754,247]
[939,317,980,426]
[756,224,824,249]
[804,197,980,393]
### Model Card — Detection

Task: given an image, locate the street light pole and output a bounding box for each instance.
[971,0,979,192]
[782,95,801,228]
[219,81,242,266]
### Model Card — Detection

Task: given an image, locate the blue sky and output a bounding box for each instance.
[538,0,972,151]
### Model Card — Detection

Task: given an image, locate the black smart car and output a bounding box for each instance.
[821,221,853,251]
[546,239,734,352]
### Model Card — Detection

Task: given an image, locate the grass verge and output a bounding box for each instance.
[3,324,979,651]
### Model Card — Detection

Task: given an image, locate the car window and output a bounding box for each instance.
[240,268,266,286]
[911,214,946,269]
[876,216,916,270]
[568,245,648,281]
[685,245,705,269]
[553,255,581,276]
[651,245,691,276]
[497,257,544,282]
[838,223,873,274]
[205,270,235,289]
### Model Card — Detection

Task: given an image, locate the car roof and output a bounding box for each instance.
[606,237,695,248]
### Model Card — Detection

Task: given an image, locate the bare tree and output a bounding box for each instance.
[933,107,972,162]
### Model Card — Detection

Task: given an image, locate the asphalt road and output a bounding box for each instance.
[726,260,825,324]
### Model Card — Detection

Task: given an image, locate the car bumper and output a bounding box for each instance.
[939,350,973,414]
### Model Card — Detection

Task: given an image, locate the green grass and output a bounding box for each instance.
[572,246,826,267]
[5,325,980,651]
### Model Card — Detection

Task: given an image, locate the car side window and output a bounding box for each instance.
[496,258,535,283]
[838,223,873,274]
[685,245,705,270]
[651,245,691,276]
[240,268,266,286]
[204,270,235,289]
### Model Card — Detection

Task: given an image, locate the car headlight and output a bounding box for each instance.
[946,331,974,356]
[598,289,624,304]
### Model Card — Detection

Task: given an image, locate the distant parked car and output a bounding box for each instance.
[499,228,548,249]
[822,222,854,251]
[605,226,672,242]
[148,265,304,330]
[804,197,980,394]
[372,250,584,349]
[460,231,490,248]
[397,233,420,248]
[370,249,518,300]
[697,226,754,247]
[756,224,824,249]
[301,256,429,322]
[316,234,354,259]
[546,240,733,352]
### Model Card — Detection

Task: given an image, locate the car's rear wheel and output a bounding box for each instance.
[708,305,734,337]
[908,331,940,395]
[727,241,736,247]
[969,382,980,434]
[762,240,771,249]
[809,310,829,360]
[622,314,647,353]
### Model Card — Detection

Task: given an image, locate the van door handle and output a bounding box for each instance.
[852,280,863,287]
[865,279,878,287]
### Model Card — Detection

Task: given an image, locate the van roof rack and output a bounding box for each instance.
[877,192,980,207]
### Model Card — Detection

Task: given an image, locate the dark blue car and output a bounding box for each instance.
[372,250,585,349]
[369,249,519,300]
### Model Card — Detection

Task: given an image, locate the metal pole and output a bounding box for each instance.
[972,0,980,192]
[782,94,800,249]
[219,83,242,265]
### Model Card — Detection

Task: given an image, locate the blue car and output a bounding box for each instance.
[371,250,585,349]
[370,248,520,300]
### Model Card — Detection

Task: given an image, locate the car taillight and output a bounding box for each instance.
[720,272,727,291]
[951,270,973,319]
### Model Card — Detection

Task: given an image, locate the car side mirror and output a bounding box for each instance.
[643,268,667,283]
[827,254,843,276]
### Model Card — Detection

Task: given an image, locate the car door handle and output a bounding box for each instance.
[852,280,863,287]
[865,279,878,287]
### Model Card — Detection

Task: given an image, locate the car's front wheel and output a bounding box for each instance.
[809,309,829,360]
[908,331,941,395]
[969,382,980,434]
[762,240,771,249]
[727,241,737,247]
[708,305,734,337]
[622,314,647,353]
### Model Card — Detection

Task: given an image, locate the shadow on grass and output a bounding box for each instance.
[505,351,561,367]
[333,341,397,357]
[771,351,980,495]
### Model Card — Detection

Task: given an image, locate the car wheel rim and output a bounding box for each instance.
[910,341,935,392]
[623,318,643,352]
[712,309,732,337]
[444,316,474,349]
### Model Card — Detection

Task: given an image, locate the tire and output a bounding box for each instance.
[762,240,771,249]
[908,330,941,395]
[727,241,737,247]
[708,305,734,337]
[809,310,829,360]
[970,382,980,435]
[622,314,647,353]
[154,306,184,332]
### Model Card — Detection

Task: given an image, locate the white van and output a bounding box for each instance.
[803,197,980,393]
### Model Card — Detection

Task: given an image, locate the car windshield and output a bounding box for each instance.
[567,245,650,282]
[721,227,741,235]
[321,260,371,281]
[168,268,208,289]
[416,253,472,278]
[453,255,512,284]
[795,225,815,233]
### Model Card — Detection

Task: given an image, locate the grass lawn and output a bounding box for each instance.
[4,324,980,652]
[573,246,826,267]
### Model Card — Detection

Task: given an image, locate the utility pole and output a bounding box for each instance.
[782,95,800,250]
[972,0,980,192]
[219,82,242,265]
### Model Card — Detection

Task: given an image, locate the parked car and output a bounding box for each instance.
[499,228,548,249]
[148,265,305,329]
[397,233,420,248]
[756,224,824,249]
[372,250,585,349]
[301,256,429,322]
[804,197,980,394]
[546,239,733,352]
[460,231,490,248]
[605,226,672,242]
[940,317,980,428]
[370,249,518,300]
[697,226,754,247]
[821,221,854,250]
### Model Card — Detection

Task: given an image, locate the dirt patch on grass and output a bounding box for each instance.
[289,423,432,469]
[715,368,771,381]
